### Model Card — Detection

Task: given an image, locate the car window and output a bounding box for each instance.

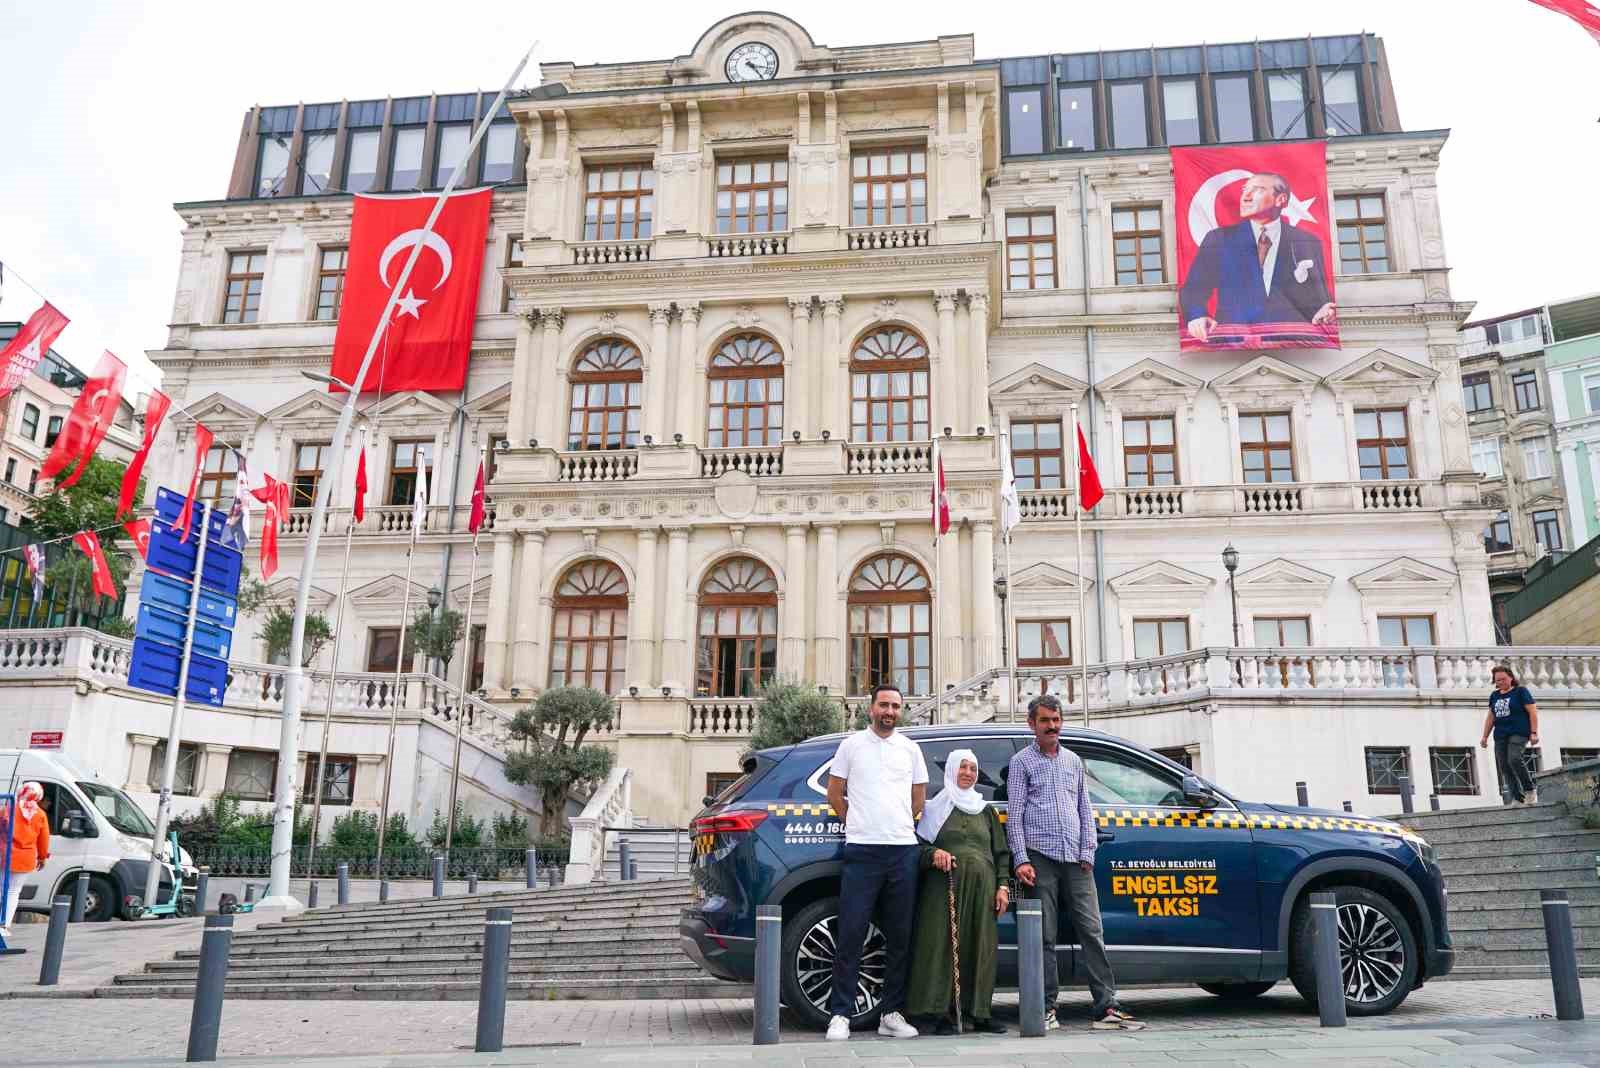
[1075,747,1186,807]
[918,738,1021,803]
[39,781,87,836]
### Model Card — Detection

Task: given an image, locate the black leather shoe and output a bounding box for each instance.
[969,1018,1007,1034]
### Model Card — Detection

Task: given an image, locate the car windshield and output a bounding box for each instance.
[77,781,156,836]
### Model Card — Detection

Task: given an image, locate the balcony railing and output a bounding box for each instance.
[845,224,933,251]
[571,239,651,266]
[687,698,757,736]
[706,234,789,257]
[280,502,496,538]
[700,446,783,478]
[557,451,638,482]
[845,442,934,474]
[1016,480,1446,522]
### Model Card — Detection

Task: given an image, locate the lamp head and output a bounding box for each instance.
[1222,543,1239,573]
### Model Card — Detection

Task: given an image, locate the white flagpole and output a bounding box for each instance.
[998,431,1018,719]
[1071,404,1089,728]
[1003,527,1015,717]
[444,451,483,858]
[376,456,426,874]
[931,438,942,724]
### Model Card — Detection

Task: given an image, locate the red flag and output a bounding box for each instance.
[123,518,152,561]
[330,190,492,393]
[931,441,950,536]
[73,531,116,599]
[119,390,171,518]
[0,303,69,399]
[353,447,368,523]
[251,473,287,579]
[177,423,215,544]
[468,460,486,535]
[40,351,127,490]
[1076,423,1104,511]
[1528,0,1600,42]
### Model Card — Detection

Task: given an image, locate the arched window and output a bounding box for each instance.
[707,334,784,447]
[695,557,779,697]
[567,339,643,451]
[549,560,629,694]
[847,553,931,697]
[850,327,930,442]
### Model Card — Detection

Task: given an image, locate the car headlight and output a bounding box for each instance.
[1410,836,1437,867]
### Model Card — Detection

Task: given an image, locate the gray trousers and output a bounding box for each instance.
[1494,734,1535,802]
[1024,853,1119,1016]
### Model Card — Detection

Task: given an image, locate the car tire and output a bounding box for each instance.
[779,896,887,1032]
[1197,980,1277,1000]
[83,875,117,923]
[1288,884,1418,1017]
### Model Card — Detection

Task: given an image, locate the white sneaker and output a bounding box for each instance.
[877,1011,919,1038]
[1044,1015,1061,1031]
[826,1014,850,1041]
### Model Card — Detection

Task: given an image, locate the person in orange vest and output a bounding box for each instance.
[1,782,49,939]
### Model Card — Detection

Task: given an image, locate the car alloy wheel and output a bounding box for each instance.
[794,913,887,1018]
[1338,901,1406,1004]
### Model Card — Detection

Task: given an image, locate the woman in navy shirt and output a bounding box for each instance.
[1480,665,1541,805]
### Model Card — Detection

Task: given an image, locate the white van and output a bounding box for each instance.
[1,749,196,921]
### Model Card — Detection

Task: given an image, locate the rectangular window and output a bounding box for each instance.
[256,134,290,197]
[850,148,927,227]
[1587,373,1600,414]
[1335,195,1389,274]
[1364,747,1411,794]
[1057,85,1096,150]
[1161,79,1201,146]
[1154,746,1194,770]
[1133,617,1190,693]
[1123,414,1177,487]
[1533,509,1564,552]
[1005,212,1057,291]
[1378,615,1434,647]
[1501,315,1541,343]
[1462,373,1493,413]
[388,439,434,506]
[1561,748,1600,766]
[1108,81,1149,149]
[1355,408,1411,480]
[1522,437,1553,480]
[198,444,240,506]
[301,133,335,194]
[1470,438,1503,479]
[485,434,506,484]
[1322,69,1363,135]
[224,749,277,800]
[149,742,201,797]
[432,124,470,188]
[1239,412,1295,483]
[366,627,417,673]
[500,233,524,313]
[344,129,381,193]
[1010,419,1063,490]
[28,469,37,494]
[389,127,425,191]
[1017,619,1072,667]
[715,158,789,234]
[300,755,356,806]
[1111,204,1165,285]
[291,442,330,509]
[1484,511,1514,554]
[1213,74,1255,142]
[1253,615,1312,686]
[481,122,516,184]
[20,404,40,441]
[1429,747,1478,795]
[469,624,486,692]
[4,459,15,484]
[583,162,656,241]
[1267,70,1308,138]
[45,415,62,447]
[222,251,266,324]
[1512,371,1541,412]
[1006,88,1044,155]
[314,247,347,321]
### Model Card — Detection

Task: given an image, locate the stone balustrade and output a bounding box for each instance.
[699,446,783,478]
[845,441,934,474]
[1018,479,1449,523]
[571,239,651,265]
[706,234,789,257]
[687,698,757,736]
[556,451,639,482]
[844,224,934,251]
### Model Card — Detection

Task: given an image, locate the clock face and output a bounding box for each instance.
[725,42,779,82]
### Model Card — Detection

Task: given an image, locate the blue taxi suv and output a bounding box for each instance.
[680,724,1452,1029]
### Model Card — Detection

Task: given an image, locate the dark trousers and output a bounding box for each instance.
[1024,853,1119,1017]
[1494,734,1535,802]
[829,843,919,1018]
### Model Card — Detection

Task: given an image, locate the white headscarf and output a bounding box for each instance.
[916,749,987,843]
[17,782,42,823]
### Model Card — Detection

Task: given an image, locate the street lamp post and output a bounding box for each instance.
[426,584,443,681]
[1222,543,1241,647]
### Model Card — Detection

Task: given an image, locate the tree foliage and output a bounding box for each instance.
[326,810,419,853]
[426,801,485,848]
[749,678,845,751]
[237,572,334,666]
[503,686,617,830]
[410,606,464,672]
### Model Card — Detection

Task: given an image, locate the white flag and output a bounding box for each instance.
[411,454,429,543]
[999,433,1022,533]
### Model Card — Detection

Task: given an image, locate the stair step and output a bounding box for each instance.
[1447,945,1600,967]
[1399,802,1566,831]
[1432,832,1600,860]
[95,977,751,1002]
[1405,813,1583,844]
[161,945,691,971]
[1439,867,1600,892]
[181,931,684,959]
[1446,884,1600,909]
[120,960,705,985]
[291,884,690,922]
[1447,924,1600,948]
[1446,904,1600,929]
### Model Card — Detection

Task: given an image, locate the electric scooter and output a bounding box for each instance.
[138,830,197,919]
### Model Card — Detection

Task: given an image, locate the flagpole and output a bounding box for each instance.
[931,438,941,725]
[375,543,418,876]
[1002,527,1015,718]
[1071,404,1089,729]
[304,496,358,881]
[444,529,481,859]
[261,42,537,910]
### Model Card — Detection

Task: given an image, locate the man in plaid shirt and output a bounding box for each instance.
[1006,694,1142,1030]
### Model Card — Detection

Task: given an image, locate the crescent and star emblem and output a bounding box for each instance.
[1187,167,1320,246]
[378,229,455,322]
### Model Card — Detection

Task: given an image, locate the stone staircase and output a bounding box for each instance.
[1400,801,1600,980]
[107,877,747,1001]
[601,823,693,882]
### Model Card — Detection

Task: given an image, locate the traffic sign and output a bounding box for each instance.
[128,638,228,707]
[147,518,243,597]
[152,486,227,543]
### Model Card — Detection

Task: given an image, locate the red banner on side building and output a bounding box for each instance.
[1173,143,1339,353]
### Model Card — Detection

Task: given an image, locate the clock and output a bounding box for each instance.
[725,42,779,82]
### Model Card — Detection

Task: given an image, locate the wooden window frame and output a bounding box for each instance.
[1484,511,1514,554]
[695,558,780,698]
[707,334,785,448]
[1462,373,1493,414]
[19,404,40,441]
[1533,509,1564,552]
[198,443,240,506]
[1335,194,1390,274]
[850,327,931,443]
[387,438,434,506]
[1132,616,1190,694]
[1252,615,1313,687]
[292,441,331,509]
[549,561,629,695]
[1238,411,1296,483]
[568,340,644,451]
[1010,418,1064,490]
[1364,746,1411,795]
[1112,204,1166,286]
[300,754,358,806]
[222,250,266,324]
[365,627,416,674]
[582,162,656,242]
[849,146,928,228]
[715,157,790,234]
[1511,371,1541,412]
[1006,212,1057,291]
[1355,407,1412,481]
[313,246,348,321]
[1122,414,1178,488]
[847,554,932,698]
[1377,614,1436,647]
[1016,617,1075,704]
[705,772,742,802]
[1428,746,1478,796]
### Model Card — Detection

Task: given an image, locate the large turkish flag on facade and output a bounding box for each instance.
[330,189,492,394]
[1173,142,1338,352]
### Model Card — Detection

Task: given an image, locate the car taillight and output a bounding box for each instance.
[692,809,768,835]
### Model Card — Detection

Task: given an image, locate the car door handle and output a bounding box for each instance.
[1096,830,1115,843]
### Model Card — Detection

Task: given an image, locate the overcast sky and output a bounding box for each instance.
[1,0,1595,392]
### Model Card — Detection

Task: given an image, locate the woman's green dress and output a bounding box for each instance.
[905,806,1011,1022]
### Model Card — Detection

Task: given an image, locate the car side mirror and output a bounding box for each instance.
[1181,775,1219,810]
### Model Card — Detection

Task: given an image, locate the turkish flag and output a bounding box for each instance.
[119,390,171,518]
[0,302,69,400]
[177,423,214,544]
[1173,142,1338,352]
[1528,0,1600,43]
[124,518,152,562]
[468,459,487,535]
[353,446,368,524]
[251,473,289,579]
[73,531,117,599]
[931,441,950,536]
[40,351,127,490]
[1075,423,1104,512]
[330,190,492,394]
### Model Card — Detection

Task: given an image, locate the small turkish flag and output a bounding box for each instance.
[251,473,289,579]
[1075,423,1104,512]
[353,446,368,524]
[119,390,171,519]
[124,518,152,562]
[1527,0,1600,43]
[0,302,69,400]
[330,190,492,393]
[177,423,215,544]
[40,351,127,490]
[931,440,951,537]
[73,531,116,599]
[468,459,487,535]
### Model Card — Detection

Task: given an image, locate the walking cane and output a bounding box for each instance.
[946,866,962,1035]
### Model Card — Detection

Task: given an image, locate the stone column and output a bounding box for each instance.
[787,298,812,438]
[647,303,674,444]
[199,744,234,798]
[783,524,809,675]
[819,295,845,439]
[534,308,564,448]
[629,528,659,689]
[934,289,959,436]
[125,734,160,792]
[512,531,546,691]
[970,520,998,674]
[966,290,991,435]
[507,310,538,443]
[354,754,384,806]
[483,531,517,690]
[675,302,703,443]
[938,531,963,689]
[660,527,691,692]
[815,523,841,690]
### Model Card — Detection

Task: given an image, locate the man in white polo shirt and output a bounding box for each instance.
[824,683,929,1041]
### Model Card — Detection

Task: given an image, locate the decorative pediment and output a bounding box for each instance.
[264,389,349,430]
[1233,557,1334,595]
[184,392,263,436]
[1097,358,1205,411]
[1350,556,1457,594]
[991,363,1086,419]
[1322,349,1438,409]
[1209,355,1319,407]
[349,574,434,610]
[252,575,336,614]
[364,390,458,423]
[1107,560,1215,595]
[1009,561,1094,605]
[449,571,495,607]
[464,382,512,418]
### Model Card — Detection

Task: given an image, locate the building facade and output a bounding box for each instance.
[1546,293,1600,550]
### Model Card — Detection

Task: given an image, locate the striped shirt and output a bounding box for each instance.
[1005,741,1096,869]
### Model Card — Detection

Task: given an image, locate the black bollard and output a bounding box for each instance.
[1429,794,1440,812]
[525,848,538,889]
[1397,774,1414,815]
[1342,801,1353,813]
[1018,899,1045,1037]
[1310,891,1346,1027]
[187,913,234,1062]
[337,863,350,906]
[307,882,319,909]
[1541,890,1586,1020]
[468,872,479,895]
[432,855,445,898]
[71,872,90,923]
[628,855,639,882]
[38,897,70,985]
[618,839,632,882]
[1296,781,1309,807]
[475,906,514,1052]
[379,879,390,904]
[195,868,209,915]
[754,905,781,1045]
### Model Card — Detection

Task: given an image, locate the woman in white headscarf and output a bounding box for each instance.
[905,750,1010,1034]
[1,782,49,939]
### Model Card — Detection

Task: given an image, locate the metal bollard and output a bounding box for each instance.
[754,905,781,1045]
[468,872,479,894]
[38,897,70,985]
[628,855,639,882]
[475,906,514,1053]
[1296,781,1309,807]
[618,839,632,882]
[525,849,538,889]
[187,913,234,1062]
[307,882,319,909]
[243,883,255,904]
[1017,899,1045,1037]
[71,871,90,923]
[1429,794,1441,812]
[432,855,445,898]
[1541,890,1586,1020]
[1309,891,1346,1027]
[379,879,390,904]
[337,863,350,906]
[551,864,563,887]
[195,868,209,915]
[1397,774,1414,815]
[1342,801,1353,813]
